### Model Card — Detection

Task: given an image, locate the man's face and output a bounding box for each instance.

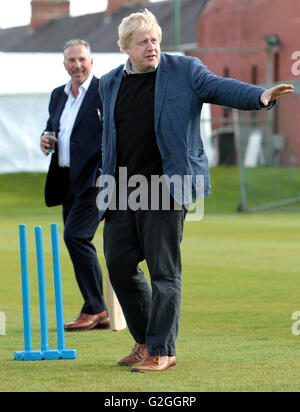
[125,29,161,73]
[64,44,93,86]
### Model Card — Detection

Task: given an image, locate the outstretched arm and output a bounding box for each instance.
[260,84,294,106]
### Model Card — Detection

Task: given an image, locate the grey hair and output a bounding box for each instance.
[63,39,91,56]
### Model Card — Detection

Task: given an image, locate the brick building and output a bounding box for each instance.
[1,0,299,165]
[196,0,300,166]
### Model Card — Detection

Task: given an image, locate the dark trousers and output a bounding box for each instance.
[62,179,107,315]
[103,208,186,356]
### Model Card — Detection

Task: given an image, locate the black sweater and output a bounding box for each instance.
[114,71,163,181]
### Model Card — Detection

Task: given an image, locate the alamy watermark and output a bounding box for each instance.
[96,167,204,221]
[291,311,300,336]
[291,51,300,76]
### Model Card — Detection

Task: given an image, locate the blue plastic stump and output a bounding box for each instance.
[14,225,32,359]
[50,223,76,360]
[35,226,49,353]
[14,224,76,361]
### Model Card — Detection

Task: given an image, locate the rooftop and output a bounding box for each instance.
[0,0,209,52]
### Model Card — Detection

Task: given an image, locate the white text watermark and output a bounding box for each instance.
[96,167,204,221]
[291,51,300,76]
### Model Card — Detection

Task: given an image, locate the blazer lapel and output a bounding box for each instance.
[72,76,99,131]
[107,67,124,124]
[154,53,170,130]
[53,91,67,135]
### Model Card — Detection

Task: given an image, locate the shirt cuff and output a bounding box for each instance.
[259,99,276,110]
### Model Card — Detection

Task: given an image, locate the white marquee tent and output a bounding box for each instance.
[0,52,214,174]
[0,52,128,173]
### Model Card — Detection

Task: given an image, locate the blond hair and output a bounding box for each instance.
[117,9,162,51]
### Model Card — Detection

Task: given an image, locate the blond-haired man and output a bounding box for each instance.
[98,10,293,372]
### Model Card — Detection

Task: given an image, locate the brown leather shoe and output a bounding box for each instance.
[118,343,148,366]
[131,356,176,373]
[64,311,110,332]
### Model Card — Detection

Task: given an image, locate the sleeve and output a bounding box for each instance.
[98,77,106,169]
[189,57,273,111]
[42,90,55,134]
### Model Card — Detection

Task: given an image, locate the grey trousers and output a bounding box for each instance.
[103,208,186,356]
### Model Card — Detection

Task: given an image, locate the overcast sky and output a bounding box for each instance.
[0,0,162,29]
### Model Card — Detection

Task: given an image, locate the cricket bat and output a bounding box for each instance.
[106,275,126,331]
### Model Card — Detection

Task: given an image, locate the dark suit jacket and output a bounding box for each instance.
[98,53,271,219]
[44,76,103,207]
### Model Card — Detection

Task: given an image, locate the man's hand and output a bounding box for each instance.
[40,134,58,156]
[260,84,294,106]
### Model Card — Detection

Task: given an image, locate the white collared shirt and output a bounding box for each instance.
[58,73,93,167]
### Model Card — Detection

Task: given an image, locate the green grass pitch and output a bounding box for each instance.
[1,169,300,392]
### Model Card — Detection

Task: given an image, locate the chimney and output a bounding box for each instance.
[30,0,70,30]
[105,0,147,19]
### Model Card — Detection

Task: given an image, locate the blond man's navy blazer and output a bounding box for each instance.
[99,53,269,219]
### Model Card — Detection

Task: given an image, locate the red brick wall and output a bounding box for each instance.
[30,0,70,30]
[105,0,147,18]
[197,0,300,165]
